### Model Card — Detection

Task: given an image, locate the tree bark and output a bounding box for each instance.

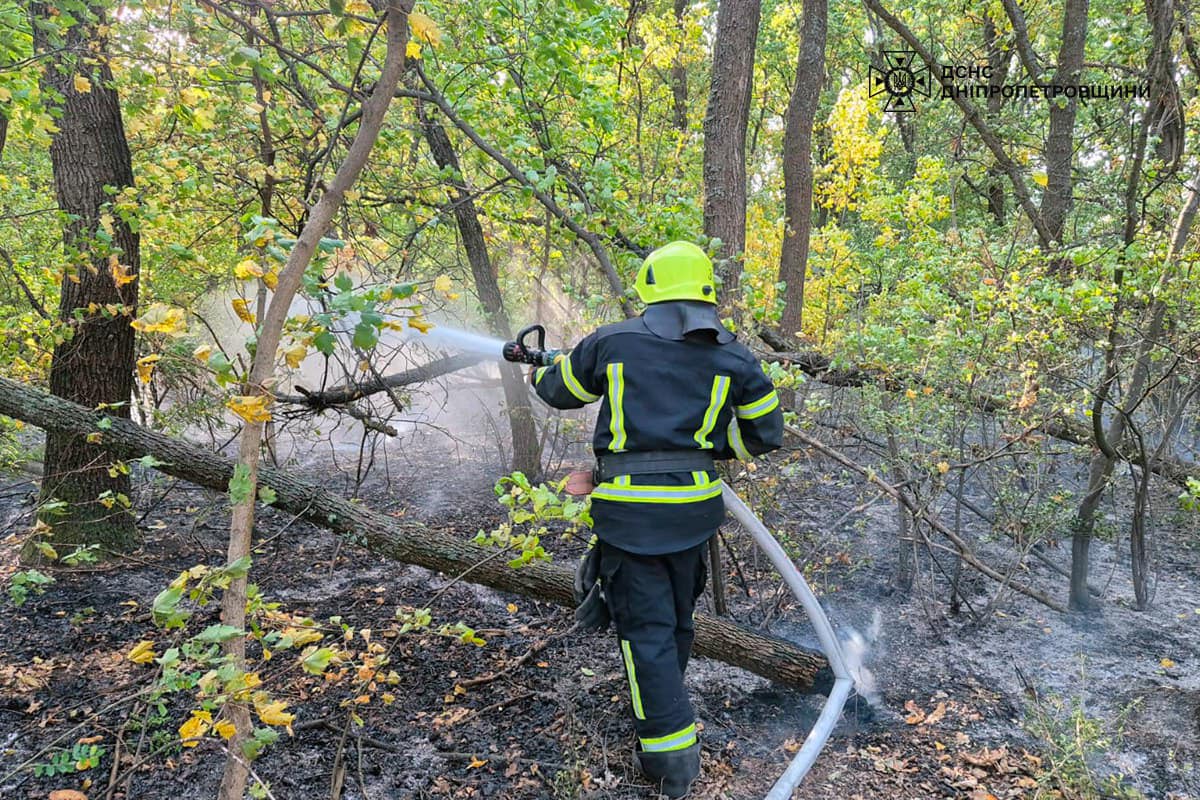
[418,104,542,479]
[30,2,139,554]
[275,353,484,408]
[777,0,826,338]
[670,0,689,133]
[982,15,1011,226]
[1040,0,1089,243]
[703,0,761,306]
[0,375,833,692]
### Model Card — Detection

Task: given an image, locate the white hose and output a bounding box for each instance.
[720,484,855,800]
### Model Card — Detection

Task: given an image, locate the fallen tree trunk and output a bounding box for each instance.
[757,340,1200,489]
[0,376,832,692]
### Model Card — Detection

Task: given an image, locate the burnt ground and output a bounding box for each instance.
[1,441,1199,800]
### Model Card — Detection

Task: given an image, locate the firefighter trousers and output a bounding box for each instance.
[599,538,710,753]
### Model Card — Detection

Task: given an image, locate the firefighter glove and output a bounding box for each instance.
[573,544,610,631]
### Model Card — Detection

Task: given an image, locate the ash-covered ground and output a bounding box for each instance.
[2,376,1198,799]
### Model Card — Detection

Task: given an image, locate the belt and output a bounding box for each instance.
[594,450,716,483]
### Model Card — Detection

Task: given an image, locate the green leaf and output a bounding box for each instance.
[301,647,336,675]
[242,726,279,760]
[152,586,188,629]
[389,283,416,300]
[352,322,378,350]
[195,624,244,643]
[313,331,336,355]
[223,555,252,579]
[334,273,353,293]
[258,485,277,505]
[229,463,253,505]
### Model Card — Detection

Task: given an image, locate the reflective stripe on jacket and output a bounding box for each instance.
[533,307,783,554]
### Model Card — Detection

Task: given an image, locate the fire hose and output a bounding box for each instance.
[721,484,854,798]
[503,327,855,793]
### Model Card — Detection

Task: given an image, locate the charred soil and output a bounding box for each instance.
[0,449,1197,800]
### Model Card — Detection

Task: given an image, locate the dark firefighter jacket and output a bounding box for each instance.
[533,300,783,555]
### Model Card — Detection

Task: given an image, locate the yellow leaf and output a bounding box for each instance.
[382,692,396,705]
[227,394,273,423]
[254,698,295,728]
[262,269,278,290]
[214,720,236,740]
[109,256,137,286]
[74,74,92,93]
[0,86,11,102]
[136,354,160,385]
[1032,171,1048,188]
[1161,657,1176,669]
[406,40,422,59]
[234,259,264,280]
[468,756,487,769]
[179,710,212,746]
[231,298,256,324]
[131,304,187,336]
[409,11,442,46]
[904,388,917,400]
[193,344,213,363]
[433,274,452,293]
[127,640,157,664]
[506,603,517,613]
[408,315,433,334]
[280,626,323,646]
[936,461,950,474]
[284,345,307,369]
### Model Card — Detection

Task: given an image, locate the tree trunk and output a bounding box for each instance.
[217,5,411,796]
[1069,186,1200,610]
[30,2,139,555]
[703,0,761,307]
[777,0,826,338]
[982,15,1010,226]
[418,105,542,479]
[0,375,833,692]
[1040,0,1089,243]
[670,0,689,133]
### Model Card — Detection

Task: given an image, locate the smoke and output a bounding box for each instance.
[842,608,882,706]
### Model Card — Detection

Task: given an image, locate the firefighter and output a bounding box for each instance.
[530,241,783,798]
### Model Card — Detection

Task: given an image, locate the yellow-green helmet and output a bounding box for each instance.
[634,241,716,305]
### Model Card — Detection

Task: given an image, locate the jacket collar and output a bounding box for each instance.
[642,300,735,344]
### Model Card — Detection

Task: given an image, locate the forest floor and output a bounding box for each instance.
[1,439,1199,800]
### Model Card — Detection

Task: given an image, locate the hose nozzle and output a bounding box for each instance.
[502,324,562,367]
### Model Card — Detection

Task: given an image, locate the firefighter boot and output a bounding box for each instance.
[633,742,700,798]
